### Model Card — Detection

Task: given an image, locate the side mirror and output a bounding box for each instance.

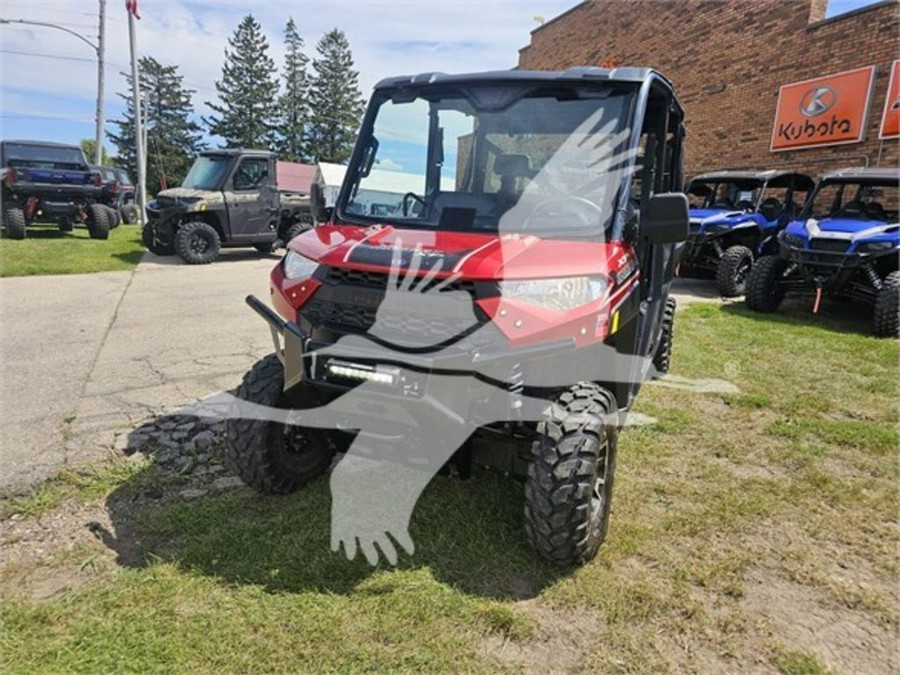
[309,182,329,224]
[643,192,689,243]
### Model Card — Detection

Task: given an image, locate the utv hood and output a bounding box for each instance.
[155,187,220,202]
[290,224,629,280]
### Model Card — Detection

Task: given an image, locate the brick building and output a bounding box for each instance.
[518,0,899,178]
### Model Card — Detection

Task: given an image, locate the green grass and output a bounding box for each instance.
[1,303,897,673]
[0,223,145,277]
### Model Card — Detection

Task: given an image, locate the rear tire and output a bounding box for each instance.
[873,271,900,338]
[716,245,754,297]
[283,221,311,246]
[174,220,220,264]
[652,297,676,376]
[86,204,109,240]
[745,255,788,313]
[105,205,121,229]
[226,354,338,494]
[524,382,618,566]
[120,203,138,225]
[4,207,26,240]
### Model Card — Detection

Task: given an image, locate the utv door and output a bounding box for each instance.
[627,83,685,399]
[224,156,276,243]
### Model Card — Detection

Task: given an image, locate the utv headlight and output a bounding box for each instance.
[499,276,608,311]
[283,250,318,279]
[857,241,896,253]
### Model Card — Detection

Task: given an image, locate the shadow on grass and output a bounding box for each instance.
[97,412,564,601]
[111,250,147,265]
[718,295,876,336]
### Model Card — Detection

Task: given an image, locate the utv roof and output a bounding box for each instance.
[2,139,81,149]
[820,166,900,183]
[199,148,272,157]
[374,66,675,91]
[689,170,815,191]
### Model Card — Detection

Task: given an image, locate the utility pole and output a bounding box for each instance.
[0,16,104,163]
[127,6,146,222]
[94,0,106,165]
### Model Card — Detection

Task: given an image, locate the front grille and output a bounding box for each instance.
[323,267,478,296]
[305,266,503,349]
[809,239,849,253]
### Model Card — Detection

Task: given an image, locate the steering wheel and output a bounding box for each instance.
[520,195,604,231]
[401,192,426,217]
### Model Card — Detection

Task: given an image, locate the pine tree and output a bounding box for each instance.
[307,29,365,164]
[204,15,280,150]
[275,18,310,162]
[109,56,204,195]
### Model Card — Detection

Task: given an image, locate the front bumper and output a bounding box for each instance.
[144,202,189,243]
[780,241,897,271]
[680,232,723,269]
[245,294,577,433]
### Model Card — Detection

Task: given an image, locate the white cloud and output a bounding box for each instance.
[1,0,576,143]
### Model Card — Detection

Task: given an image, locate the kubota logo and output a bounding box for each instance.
[799,85,837,117]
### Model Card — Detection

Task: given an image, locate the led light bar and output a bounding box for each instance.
[326,361,396,385]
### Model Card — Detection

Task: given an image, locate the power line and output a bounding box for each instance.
[0,48,96,63]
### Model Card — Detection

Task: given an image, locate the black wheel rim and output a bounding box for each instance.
[590,436,610,524]
[735,258,752,289]
[189,233,209,255]
[279,424,326,472]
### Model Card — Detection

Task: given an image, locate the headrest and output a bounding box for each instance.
[494,153,532,177]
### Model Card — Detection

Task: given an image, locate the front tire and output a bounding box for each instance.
[4,207,26,240]
[174,220,221,264]
[873,271,900,338]
[524,382,618,566]
[86,203,110,240]
[142,223,175,255]
[226,354,338,494]
[716,245,754,297]
[745,255,788,313]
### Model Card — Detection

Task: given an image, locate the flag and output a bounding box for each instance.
[125,0,141,20]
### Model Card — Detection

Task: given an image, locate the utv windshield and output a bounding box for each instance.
[687,179,764,211]
[181,155,232,191]
[803,180,900,223]
[3,143,86,169]
[338,85,636,238]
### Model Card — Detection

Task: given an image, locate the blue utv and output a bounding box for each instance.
[746,167,899,338]
[681,170,815,297]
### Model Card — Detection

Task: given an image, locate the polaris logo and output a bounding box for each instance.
[800,86,837,117]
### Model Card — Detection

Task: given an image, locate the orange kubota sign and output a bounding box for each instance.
[771,66,875,151]
[879,60,900,140]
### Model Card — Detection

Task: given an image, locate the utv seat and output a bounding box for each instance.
[758,197,783,222]
[494,153,534,202]
[866,202,888,222]
[713,198,734,210]
[839,201,869,219]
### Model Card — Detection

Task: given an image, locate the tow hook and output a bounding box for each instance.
[812,277,824,314]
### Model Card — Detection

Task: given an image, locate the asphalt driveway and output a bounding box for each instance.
[0,251,276,491]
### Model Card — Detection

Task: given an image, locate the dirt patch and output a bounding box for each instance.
[482,600,602,673]
[742,570,897,674]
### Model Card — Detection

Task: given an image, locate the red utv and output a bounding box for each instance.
[227,67,689,566]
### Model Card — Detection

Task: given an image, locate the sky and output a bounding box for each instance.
[0,0,882,155]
